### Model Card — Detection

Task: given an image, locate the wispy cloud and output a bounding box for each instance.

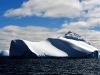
[62,18,100,29]
[81,0,100,18]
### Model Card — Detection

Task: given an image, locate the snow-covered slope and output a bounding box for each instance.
[9,31,99,58]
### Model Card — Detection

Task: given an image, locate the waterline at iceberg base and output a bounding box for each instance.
[0,31,100,58]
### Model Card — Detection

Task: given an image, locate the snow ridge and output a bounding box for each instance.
[64,31,91,45]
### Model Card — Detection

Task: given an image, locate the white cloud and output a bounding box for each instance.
[4,0,82,18]
[61,18,100,30]
[3,0,100,19]
[81,0,100,18]
[86,7,100,18]
[81,0,100,10]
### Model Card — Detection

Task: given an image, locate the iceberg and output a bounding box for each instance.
[0,50,9,56]
[0,31,99,58]
[8,31,99,58]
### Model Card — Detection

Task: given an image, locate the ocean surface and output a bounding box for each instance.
[0,57,100,75]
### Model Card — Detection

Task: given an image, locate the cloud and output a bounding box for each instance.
[4,0,82,18]
[81,0,100,10]
[3,0,100,19]
[81,0,100,18]
[61,18,100,29]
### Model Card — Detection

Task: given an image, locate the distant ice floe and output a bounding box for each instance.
[0,50,9,56]
[0,31,99,58]
[98,52,100,58]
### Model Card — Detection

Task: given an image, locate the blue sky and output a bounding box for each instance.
[0,0,100,50]
[0,0,69,28]
[0,0,100,30]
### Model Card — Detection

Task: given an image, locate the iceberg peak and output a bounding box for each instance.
[64,31,91,45]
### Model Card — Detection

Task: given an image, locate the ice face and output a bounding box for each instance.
[64,31,91,45]
[0,50,9,56]
[98,52,100,58]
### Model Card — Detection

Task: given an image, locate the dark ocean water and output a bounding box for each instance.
[0,57,100,75]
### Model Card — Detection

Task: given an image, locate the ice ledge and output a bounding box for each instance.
[87,50,98,58]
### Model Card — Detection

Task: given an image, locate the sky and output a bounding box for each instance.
[0,0,100,50]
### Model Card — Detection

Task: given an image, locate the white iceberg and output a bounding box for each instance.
[8,31,99,58]
[0,50,9,56]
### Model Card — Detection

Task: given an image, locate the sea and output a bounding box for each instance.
[0,57,100,75]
